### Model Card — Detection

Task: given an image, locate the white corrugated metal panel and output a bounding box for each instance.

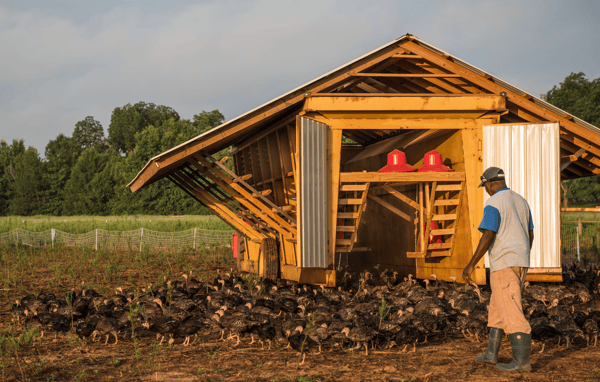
[299,117,328,268]
[482,123,560,269]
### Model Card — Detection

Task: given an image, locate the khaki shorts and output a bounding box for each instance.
[488,267,531,334]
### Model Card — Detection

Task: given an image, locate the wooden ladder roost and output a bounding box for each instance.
[335,181,370,253]
[407,180,466,259]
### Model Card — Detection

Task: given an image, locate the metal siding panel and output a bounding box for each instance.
[482,123,560,269]
[299,117,328,268]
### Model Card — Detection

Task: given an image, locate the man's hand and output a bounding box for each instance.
[462,265,474,285]
[462,229,496,286]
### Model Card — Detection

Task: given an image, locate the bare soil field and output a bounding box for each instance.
[2,324,600,382]
[1,245,599,382]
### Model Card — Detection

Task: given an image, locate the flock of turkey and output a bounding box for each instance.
[10,264,600,360]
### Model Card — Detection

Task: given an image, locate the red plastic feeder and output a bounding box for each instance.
[417,150,450,172]
[378,150,416,173]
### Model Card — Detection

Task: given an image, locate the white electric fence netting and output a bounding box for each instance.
[0,228,233,251]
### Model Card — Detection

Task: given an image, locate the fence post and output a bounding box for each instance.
[140,228,144,252]
[576,224,580,262]
[51,228,55,249]
[95,229,98,250]
[193,228,197,250]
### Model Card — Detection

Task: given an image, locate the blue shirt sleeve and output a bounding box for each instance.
[479,205,501,233]
[529,210,534,231]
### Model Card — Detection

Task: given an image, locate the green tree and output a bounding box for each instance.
[0,140,27,215]
[112,117,214,215]
[542,72,600,127]
[64,148,115,215]
[73,116,106,151]
[192,110,225,134]
[43,134,82,215]
[543,72,600,204]
[7,145,46,215]
[108,102,180,155]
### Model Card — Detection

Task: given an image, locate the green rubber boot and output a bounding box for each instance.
[475,327,504,365]
[496,332,532,372]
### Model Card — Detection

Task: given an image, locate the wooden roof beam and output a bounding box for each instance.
[304,95,505,112]
[412,61,485,94]
[393,60,467,94]
[401,40,600,159]
[354,73,462,78]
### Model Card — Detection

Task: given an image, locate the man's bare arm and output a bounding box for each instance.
[529,229,534,250]
[462,229,496,284]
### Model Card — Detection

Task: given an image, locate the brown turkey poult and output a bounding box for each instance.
[342,326,376,355]
[92,318,118,345]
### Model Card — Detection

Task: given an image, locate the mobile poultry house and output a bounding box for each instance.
[128,34,600,286]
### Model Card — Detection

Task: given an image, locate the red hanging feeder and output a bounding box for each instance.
[417,150,451,172]
[378,149,416,173]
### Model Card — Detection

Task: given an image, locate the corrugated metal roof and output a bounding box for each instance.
[128,34,600,189]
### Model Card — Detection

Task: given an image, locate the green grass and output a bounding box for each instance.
[0,215,230,233]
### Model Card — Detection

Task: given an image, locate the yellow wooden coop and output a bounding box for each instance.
[128,34,600,286]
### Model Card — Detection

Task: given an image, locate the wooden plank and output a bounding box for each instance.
[190,158,297,236]
[367,192,412,222]
[232,113,297,154]
[328,128,343,268]
[338,212,359,219]
[428,242,453,250]
[347,182,370,252]
[338,198,362,205]
[401,40,600,158]
[186,160,295,238]
[168,175,241,234]
[411,60,483,94]
[561,207,600,212]
[392,54,423,58]
[304,96,505,113]
[430,228,455,236]
[432,214,457,221]
[381,184,419,210]
[435,184,462,191]
[354,73,462,78]
[434,199,460,206]
[233,174,253,182]
[427,250,451,258]
[340,184,369,191]
[272,205,293,213]
[324,118,478,131]
[335,246,370,252]
[340,171,466,183]
[202,152,298,224]
[172,171,262,241]
[337,239,354,246]
[407,252,425,258]
[336,226,356,232]
[419,183,424,253]
[423,182,437,253]
[393,60,466,94]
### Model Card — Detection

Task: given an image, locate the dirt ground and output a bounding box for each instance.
[1,246,599,381]
[2,322,600,382]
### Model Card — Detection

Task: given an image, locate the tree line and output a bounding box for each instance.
[1,73,599,216]
[1,102,227,216]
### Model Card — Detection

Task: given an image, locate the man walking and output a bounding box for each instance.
[462,167,534,372]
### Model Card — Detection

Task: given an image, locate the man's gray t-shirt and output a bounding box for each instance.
[478,188,534,272]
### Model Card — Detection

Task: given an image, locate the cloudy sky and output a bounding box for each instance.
[2,0,599,156]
